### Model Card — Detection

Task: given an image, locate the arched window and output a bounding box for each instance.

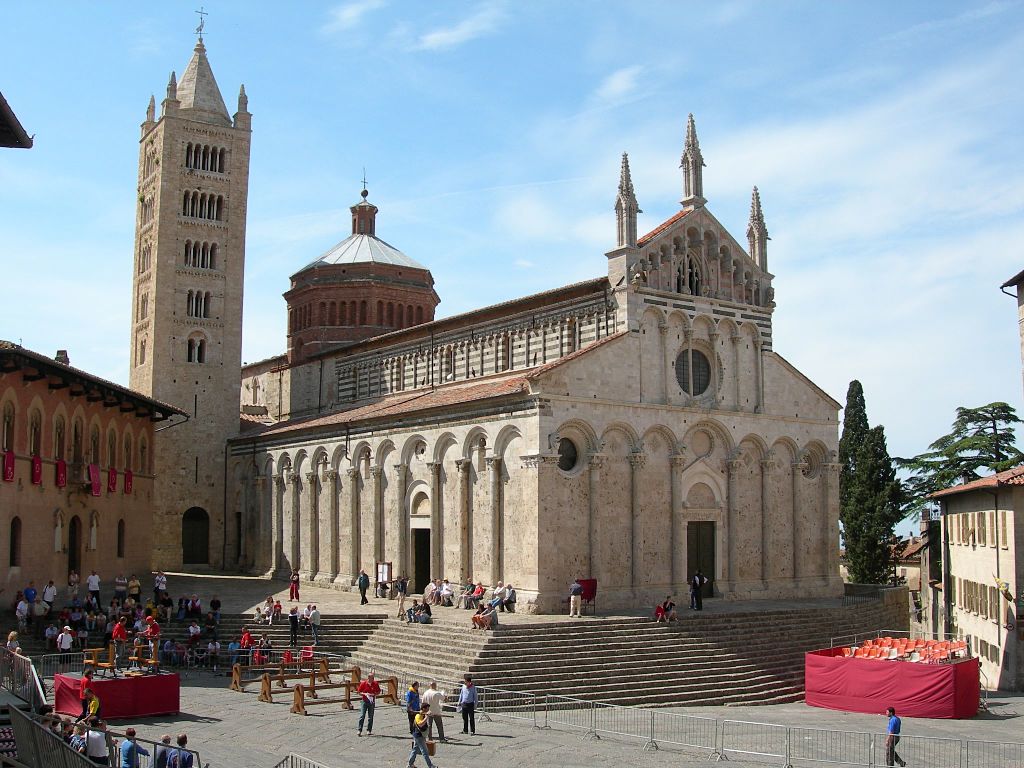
[218,148,226,172]
[72,419,83,463]
[204,292,211,319]
[215,196,224,221]
[138,338,147,366]
[187,338,195,362]
[29,409,41,456]
[116,519,125,558]
[123,434,132,471]
[386,302,394,326]
[2,401,15,452]
[184,240,192,266]
[376,301,384,326]
[359,301,367,325]
[197,339,206,364]
[209,243,218,270]
[89,426,100,464]
[182,192,190,215]
[54,416,66,460]
[186,290,195,317]
[107,429,117,468]
[416,306,424,324]
[329,301,337,325]
[139,439,148,473]
[9,517,21,567]
[348,301,356,325]
[406,305,414,327]
[190,191,199,217]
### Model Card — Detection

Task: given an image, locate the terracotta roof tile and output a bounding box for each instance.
[930,464,1024,498]
[637,209,692,246]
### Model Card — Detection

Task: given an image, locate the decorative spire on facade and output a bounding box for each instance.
[615,152,641,248]
[237,84,248,114]
[746,185,769,271]
[146,95,156,123]
[680,113,706,208]
[166,71,178,101]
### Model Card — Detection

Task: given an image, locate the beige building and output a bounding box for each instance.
[128,36,251,569]
[225,117,844,613]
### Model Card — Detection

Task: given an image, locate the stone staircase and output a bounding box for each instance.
[342,598,905,708]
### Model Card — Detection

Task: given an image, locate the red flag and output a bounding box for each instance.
[55,459,67,487]
[124,469,133,495]
[107,467,117,493]
[30,455,42,485]
[2,451,13,482]
[88,464,101,497]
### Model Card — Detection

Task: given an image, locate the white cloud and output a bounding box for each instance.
[882,1,1016,43]
[514,259,534,269]
[593,65,643,103]
[416,4,505,51]
[321,0,387,35]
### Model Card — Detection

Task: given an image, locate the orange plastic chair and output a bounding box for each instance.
[842,647,853,657]
[300,646,315,663]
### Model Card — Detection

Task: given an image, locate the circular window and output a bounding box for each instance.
[676,350,712,395]
[557,438,579,472]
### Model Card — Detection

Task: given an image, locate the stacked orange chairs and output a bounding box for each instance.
[843,636,969,663]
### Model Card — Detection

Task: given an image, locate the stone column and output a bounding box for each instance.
[324,468,339,582]
[346,467,361,581]
[393,463,408,576]
[272,475,286,575]
[684,330,694,401]
[759,452,776,588]
[658,324,669,404]
[628,452,646,592]
[725,454,743,594]
[455,458,472,580]
[305,471,320,580]
[287,472,301,573]
[369,466,384,566]
[669,452,687,589]
[709,330,720,403]
[587,454,606,578]
[791,456,808,582]
[428,461,443,578]
[824,461,841,584]
[254,476,267,573]
[486,456,502,584]
[730,333,742,410]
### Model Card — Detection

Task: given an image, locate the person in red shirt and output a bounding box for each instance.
[77,668,94,721]
[239,627,254,665]
[356,672,381,736]
[140,616,161,661]
[111,617,130,671]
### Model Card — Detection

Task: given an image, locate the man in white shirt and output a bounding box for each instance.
[57,625,76,662]
[309,606,321,645]
[206,640,220,671]
[41,580,58,610]
[422,681,447,742]
[15,599,29,630]
[439,581,454,607]
[85,719,111,764]
[153,571,167,603]
[86,571,101,604]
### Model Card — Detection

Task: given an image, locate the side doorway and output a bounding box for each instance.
[686,521,716,598]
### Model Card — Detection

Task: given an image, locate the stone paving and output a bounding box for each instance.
[28,575,1023,767]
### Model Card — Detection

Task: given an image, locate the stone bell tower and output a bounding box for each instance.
[128,33,251,570]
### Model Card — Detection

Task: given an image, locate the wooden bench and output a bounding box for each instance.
[257,664,360,703]
[231,659,355,694]
[290,675,399,715]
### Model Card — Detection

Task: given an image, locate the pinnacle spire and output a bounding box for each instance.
[746,185,769,271]
[615,151,640,248]
[680,113,706,208]
[166,71,177,100]
[176,37,231,127]
[146,94,156,122]
[237,84,248,114]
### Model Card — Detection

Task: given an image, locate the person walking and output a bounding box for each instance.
[357,569,370,605]
[309,605,321,645]
[396,575,409,618]
[288,606,300,647]
[356,672,381,736]
[405,681,421,734]
[690,570,707,611]
[289,569,300,601]
[458,674,477,735]
[407,702,436,768]
[568,578,583,618]
[423,681,447,742]
[885,707,906,767]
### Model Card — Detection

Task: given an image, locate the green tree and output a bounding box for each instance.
[898,403,1024,518]
[839,380,869,516]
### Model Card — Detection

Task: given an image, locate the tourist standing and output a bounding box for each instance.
[396,575,409,618]
[357,569,370,605]
[405,681,421,733]
[113,574,128,604]
[42,580,58,612]
[154,735,173,768]
[86,571,101,605]
[356,672,381,736]
[153,571,167,604]
[690,570,707,611]
[119,727,150,767]
[289,569,300,601]
[288,607,300,646]
[309,605,321,645]
[171,733,194,768]
[67,570,80,601]
[458,674,477,735]
[85,718,110,765]
[423,681,447,742]
[568,578,583,618]
[885,707,906,767]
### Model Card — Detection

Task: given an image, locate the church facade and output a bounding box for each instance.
[130,40,843,610]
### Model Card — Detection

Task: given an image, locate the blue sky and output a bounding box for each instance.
[2,2,1023,519]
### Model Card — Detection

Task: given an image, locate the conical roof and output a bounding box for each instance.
[298,234,428,272]
[176,39,231,127]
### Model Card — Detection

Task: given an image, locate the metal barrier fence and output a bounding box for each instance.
[788,725,872,766]
[7,705,96,768]
[272,755,336,768]
[966,738,1024,768]
[33,651,86,681]
[0,648,46,713]
[650,709,718,753]
[873,732,963,768]
[719,719,791,764]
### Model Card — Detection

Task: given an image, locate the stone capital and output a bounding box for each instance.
[274,475,286,488]
[427,461,442,477]
[323,468,338,481]
[657,324,668,336]
[345,467,361,480]
[628,452,647,470]
[730,333,742,343]
[669,450,688,467]
[485,455,502,470]
[305,471,317,485]
[589,453,608,471]
[369,466,384,479]
[726,459,744,473]
[454,458,471,474]
[285,471,298,486]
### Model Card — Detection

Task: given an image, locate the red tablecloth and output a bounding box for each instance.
[54,672,180,719]
[804,648,979,719]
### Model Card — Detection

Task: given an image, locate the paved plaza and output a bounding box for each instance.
[105,575,1024,768]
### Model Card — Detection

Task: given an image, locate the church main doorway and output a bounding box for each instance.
[412,528,430,593]
[182,507,210,565]
[687,521,716,598]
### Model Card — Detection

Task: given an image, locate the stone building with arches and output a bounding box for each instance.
[0,342,183,592]
[228,116,844,613]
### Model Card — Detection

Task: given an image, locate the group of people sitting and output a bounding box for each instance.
[251,595,284,625]
[398,579,516,630]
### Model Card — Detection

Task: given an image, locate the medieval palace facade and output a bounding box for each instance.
[135,41,843,612]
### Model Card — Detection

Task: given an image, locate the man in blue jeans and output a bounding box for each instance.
[885,707,905,767]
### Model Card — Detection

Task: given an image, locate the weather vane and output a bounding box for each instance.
[195,7,208,41]
[362,168,368,190]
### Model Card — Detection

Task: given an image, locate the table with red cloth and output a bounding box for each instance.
[54,672,180,719]
[804,647,979,719]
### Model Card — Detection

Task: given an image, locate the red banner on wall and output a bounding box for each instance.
[30,455,42,485]
[88,464,101,497]
[124,469,133,495]
[107,467,117,493]
[2,451,13,482]
[55,459,67,487]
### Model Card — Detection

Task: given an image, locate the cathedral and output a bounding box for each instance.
[132,39,843,612]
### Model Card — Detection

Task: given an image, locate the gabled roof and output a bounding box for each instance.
[930,464,1024,499]
[296,233,427,273]
[0,90,32,149]
[176,40,231,127]
[637,209,692,246]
